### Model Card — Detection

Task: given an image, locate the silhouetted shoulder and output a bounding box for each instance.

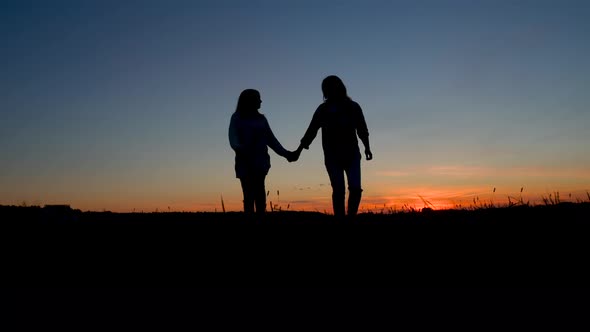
[348,100,362,111]
[315,103,329,113]
[255,113,266,121]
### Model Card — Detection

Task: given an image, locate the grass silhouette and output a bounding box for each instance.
[2,200,589,287]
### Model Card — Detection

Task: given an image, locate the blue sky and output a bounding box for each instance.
[2,0,589,211]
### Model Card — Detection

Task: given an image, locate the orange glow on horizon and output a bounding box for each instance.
[57,186,589,213]
[13,170,588,213]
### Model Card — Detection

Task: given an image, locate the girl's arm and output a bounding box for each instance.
[264,117,290,158]
[228,113,242,152]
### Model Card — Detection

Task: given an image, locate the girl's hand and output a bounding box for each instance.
[365,149,373,161]
[287,149,301,162]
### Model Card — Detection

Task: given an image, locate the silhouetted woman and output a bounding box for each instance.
[229,89,293,214]
[295,76,373,217]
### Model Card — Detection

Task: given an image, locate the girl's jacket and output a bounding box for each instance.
[229,112,289,178]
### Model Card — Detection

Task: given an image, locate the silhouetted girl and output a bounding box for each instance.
[295,76,373,217]
[229,89,293,214]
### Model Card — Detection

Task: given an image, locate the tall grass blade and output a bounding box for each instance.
[418,195,435,209]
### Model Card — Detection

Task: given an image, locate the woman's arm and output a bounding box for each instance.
[299,106,323,150]
[354,103,373,160]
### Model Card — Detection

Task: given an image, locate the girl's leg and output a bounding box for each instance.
[326,161,346,217]
[253,174,267,214]
[345,158,363,216]
[239,177,255,214]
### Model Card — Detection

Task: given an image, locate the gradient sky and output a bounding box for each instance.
[2,0,589,212]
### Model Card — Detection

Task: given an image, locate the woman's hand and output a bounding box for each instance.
[365,148,373,161]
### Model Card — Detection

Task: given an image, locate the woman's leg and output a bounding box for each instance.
[239,177,255,214]
[253,174,267,214]
[326,161,346,217]
[345,158,363,216]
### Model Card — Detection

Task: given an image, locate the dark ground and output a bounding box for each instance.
[1,203,589,288]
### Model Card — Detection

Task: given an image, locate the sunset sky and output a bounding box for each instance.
[2,0,589,212]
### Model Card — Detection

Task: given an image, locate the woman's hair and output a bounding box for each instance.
[235,89,261,116]
[321,75,350,101]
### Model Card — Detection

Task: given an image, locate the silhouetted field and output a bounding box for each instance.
[2,203,589,288]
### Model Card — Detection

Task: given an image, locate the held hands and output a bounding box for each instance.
[286,146,303,162]
[286,150,300,162]
[287,146,369,162]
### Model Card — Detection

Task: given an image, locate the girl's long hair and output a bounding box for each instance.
[235,89,261,117]
[321,75,350,102]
